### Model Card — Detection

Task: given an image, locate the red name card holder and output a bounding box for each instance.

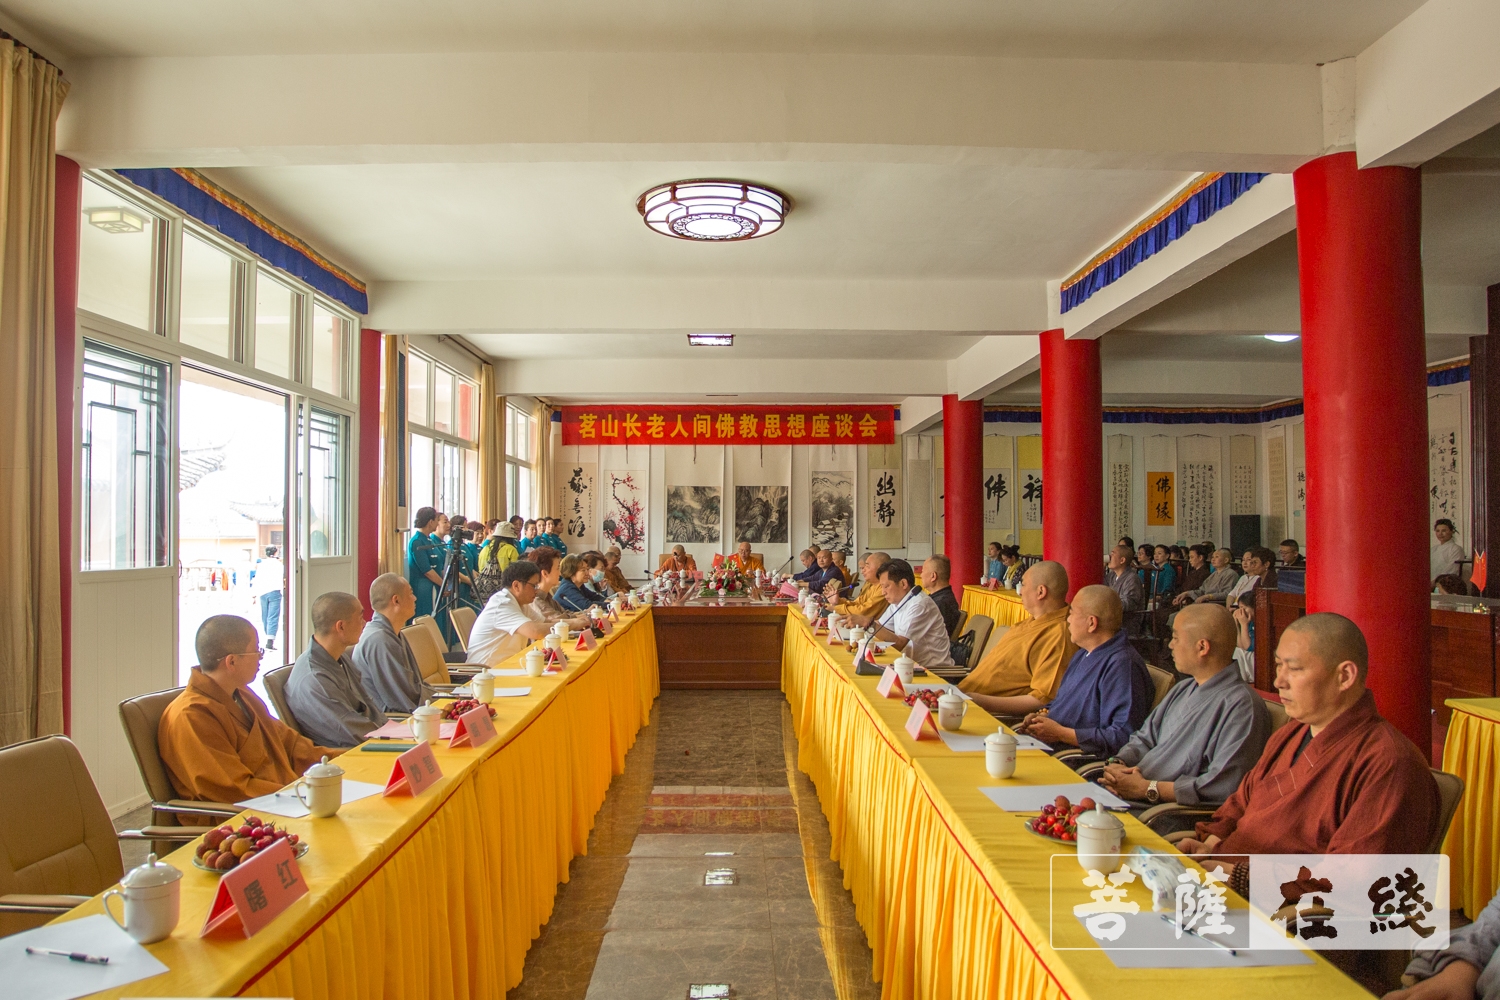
[201,838,307,938]
[827,626,844,647]
[544,647,567,671]
[449,705,498,749]
[575,630,597,651]
[384,740,443,796]
[607,608,619,622]
[600,618,614,634]
[876,666,906,699]
[904,702,940,741]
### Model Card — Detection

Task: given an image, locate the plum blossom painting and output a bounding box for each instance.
[601,471,646,553]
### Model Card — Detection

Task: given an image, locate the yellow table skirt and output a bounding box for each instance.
[1442,698,1500,920]
[60,609,659,999]
[784,611,1367,1000]
[960,585,1029,628]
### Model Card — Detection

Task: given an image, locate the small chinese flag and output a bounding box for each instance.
[1471,551,1488,593]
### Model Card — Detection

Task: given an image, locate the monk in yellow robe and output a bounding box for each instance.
[728,541,766,575]
[830,553,891,625]
[159,614,342,803]
[960,561,1077,717]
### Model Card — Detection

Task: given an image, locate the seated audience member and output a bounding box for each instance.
[1177,612,1440,873]
[537,518,567,555]
[792,548,819,582]
[159,615,343,802]
[831,549,853,585]
[729,540,766,574]
[866,559,954,667]
[467,560,552,663]
[1230,596,1256,682]
[478,520,522,572]
[998,545,1023,589]
[1106,544,1145,615]
[1097,604,1271,814]
[1432,517,1464,583]
[657,544,698,576]
[528,546,590,627]
[960,561,1077,716]
[1174,547,1240,606]
[1116,536,1135,553]
[1016,585,1151,758]
[920,555,963,637]
[1176,544,1211,595]
[1223,546,1275,608]
[1396,887,1500,1000]
[581,551,615,595]
[286,592,388,749]
[603,547,632,594]
[1278,538,1305,567]
[987,541,1004,582]
[829,552,891,625]
[517,519,540,554]
[1144,544,1176,597]
[1136,544,1154,571]
[1435,573,1470,596]
[805,548,844,595]
[352,573,434,714]
[508,514,525,536]
[808,543,822,556]
[556,554,609,612]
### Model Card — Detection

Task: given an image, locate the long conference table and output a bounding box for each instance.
[1442,697,1500,920]
[59,597,1371,999]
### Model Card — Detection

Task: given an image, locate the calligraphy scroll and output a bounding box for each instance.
[1107,435,1132,544]
[1018,469,1043,530]
[1230,435,1256,516]
[867,443,903,549]
[1177,435,1220,543]
[1429,394,1463,527]
[1266,427,1288,544]
[562,405,894,445]
[906,457,932,549]
[557,462,597,551]
[1292,422,1307,540]
[982,434,1014,533]
[1143,435,1177,538]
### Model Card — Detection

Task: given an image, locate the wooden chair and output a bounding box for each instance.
[119,686,239,856]
[262,664,305,736]
[403,621,453,686]
[450,606,478,651]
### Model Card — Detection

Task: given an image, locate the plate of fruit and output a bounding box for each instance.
[193,817,307,872]
[1024,794,1098,845]
[439,698,498,721]
[902,689,942,712]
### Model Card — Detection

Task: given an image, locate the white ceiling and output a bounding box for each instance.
[466,330,983,361]
[10,0,1424,62]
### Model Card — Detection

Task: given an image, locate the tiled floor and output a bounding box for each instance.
[507,690,882,1000]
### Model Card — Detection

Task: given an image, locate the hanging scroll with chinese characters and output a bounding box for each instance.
[1429,394,1463,527]
[1143,435,1176,537]
[1230,435,1256,516]
[867,443,903,549]
[906,458,932,549]
[1019,469,1043,531]
[561,405,895,445]
[982,434,1014,534]
[1292,422,1307,540]
[1107,435,1132,544]
[1177,435,1220,544]
[557,462,598,551]
[1266,427,1288,544]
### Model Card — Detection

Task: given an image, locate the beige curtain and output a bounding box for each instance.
[0,40,67,745]
[377,334,407,576]
[477,365,502,521]
[534,400,555,520]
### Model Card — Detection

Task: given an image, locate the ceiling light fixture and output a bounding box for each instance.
[1264,333,1300,343]
[688,333,734,347]
[638,180,789,241]
[86,206,146,234]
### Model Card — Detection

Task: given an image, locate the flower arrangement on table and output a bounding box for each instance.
[701,554,749,596]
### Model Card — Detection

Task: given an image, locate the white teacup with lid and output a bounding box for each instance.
[552,621,569,639]
[411,701,443,743]
[103,853,182,944]
[543,633,563,652]
[472,670,496,704]
[1076,803,1126,871]
[295,754,345,818]
[984,729,1017,779]
[892,651,917,685]
[937,688,968,731]
[525,646,546,677]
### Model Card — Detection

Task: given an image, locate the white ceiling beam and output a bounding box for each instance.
[369,277,1046,334]
[1061,173,1297,340]
[58,51,1321,171]
[948,335,1041,401]
[896,396,945,435]
[497,356,948,399]
[995,358,1305,402]
[1357,0,1500,168]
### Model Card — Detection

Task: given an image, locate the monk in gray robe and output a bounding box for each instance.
[352,573,433,714]
[286,591,387,748]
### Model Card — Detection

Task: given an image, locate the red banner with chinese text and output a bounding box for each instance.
[561,405,895,446]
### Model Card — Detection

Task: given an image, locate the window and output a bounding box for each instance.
[410,433,434,514]
[456,379,477,441]
[179,232,236,357]
[407,353,430,427]
[310,304,347,397]
[438,441,464,514]
[78,178,158,331]
[80,342,170,570]
[254,272,296,379]
[505,403,536,521]
[406,349,482,518]
[305,407,346,556]
[433,367,453,434]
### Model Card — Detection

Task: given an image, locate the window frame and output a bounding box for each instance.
[406,349,482,517]
[504,403,537,521]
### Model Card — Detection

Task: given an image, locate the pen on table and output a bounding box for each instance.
[26,946,111,965]
[1158,913,1238,956]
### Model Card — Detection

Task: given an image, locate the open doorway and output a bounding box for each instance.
[177,367,288,692]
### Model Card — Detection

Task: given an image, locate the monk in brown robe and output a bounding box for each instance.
[159,614,342,803]
[959,561,1077,716]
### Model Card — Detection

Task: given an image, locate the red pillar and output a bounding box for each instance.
[1294,151,1430,755]
[357,329,382,617]
[1040,329,1103,600]
[942,394,983,589]
[55,156,81,735]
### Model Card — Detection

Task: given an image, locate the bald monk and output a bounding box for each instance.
[657,544,697,577]
[286,592,387,749]
[829,552,891,626]
[351,572,434,714]
[728,541,765,575]
[1015,584,1151,758]
[960,561,1078,717]
[159,615,342,803]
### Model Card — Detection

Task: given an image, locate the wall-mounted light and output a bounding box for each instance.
[688,333,734,347]
[85,206,146,234]
[1264,333,1299,343]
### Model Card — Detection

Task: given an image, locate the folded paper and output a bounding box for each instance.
[384,741,442,797]
[448,705,498,749]
[201,838,306,938]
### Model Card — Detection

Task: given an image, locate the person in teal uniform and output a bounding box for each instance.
[460,520,483,609]
[406,507,444,625]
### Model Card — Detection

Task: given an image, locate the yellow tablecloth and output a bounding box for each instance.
[960,585,1029,628]
[58,609,659,999]
[783,611,1367,1000]
[1442,697,1500,920]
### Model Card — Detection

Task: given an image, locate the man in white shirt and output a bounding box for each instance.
[866,558,953,668]
[1431,518,1465,583]
[251,546,284,650]
[466,560,551,665]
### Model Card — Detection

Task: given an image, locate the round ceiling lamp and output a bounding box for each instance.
[636,179,789,241]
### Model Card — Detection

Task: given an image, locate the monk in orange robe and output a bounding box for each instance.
[959,561,1077,716]
[159,615,342,803]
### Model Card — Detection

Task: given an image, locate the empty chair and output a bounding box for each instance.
[1428,770,1465,856]
[262,663,305,736]
[413,613,468,663]
[949,609,969,641]
[962,615,994,670]
[119,687,239,855]
[403,621,452,686]
[450,606,478,650]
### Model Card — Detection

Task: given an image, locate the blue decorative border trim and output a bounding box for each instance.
[114,168,368,315]
[1060,172,1268,314]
